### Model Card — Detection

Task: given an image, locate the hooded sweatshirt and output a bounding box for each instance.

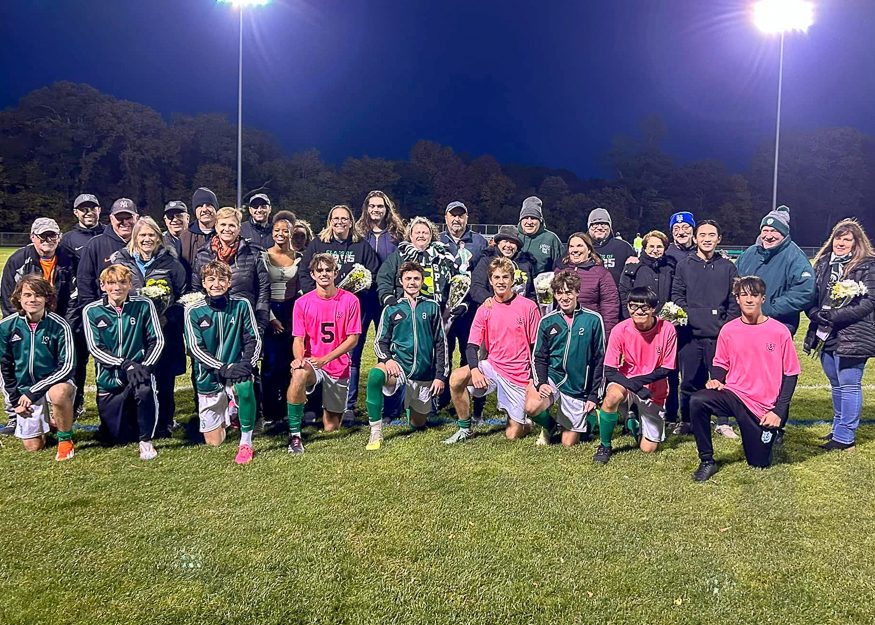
[591,235,635,286]
[671,253,740,339]
[736,236,816,335]
[517,220,564,275]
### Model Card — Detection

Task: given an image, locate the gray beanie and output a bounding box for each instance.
[760,205,790,237]
[588,207,612,230]
[519,196,543,221]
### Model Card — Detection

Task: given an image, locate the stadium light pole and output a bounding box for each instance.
[217,0,270,209]
[753,0,814,211]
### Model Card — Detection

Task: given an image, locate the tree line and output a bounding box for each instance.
[1,82,873,246]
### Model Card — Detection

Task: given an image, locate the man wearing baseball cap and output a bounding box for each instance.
[59,194,106,269]
[1,218,76,435]
[240,193,275,250]
[665,211,697,265]
[517,196,564,275]
[75,198,139,309]
[162,201,189,256]
[586,207,634,286]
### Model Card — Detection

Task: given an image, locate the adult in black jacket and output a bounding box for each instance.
[59,194,106,272]
[670,220,739,436]
[239,193,275,250]
[76,199,139,310]
[179,187,218,289]
[191,208,271,332]
[471,226,537,304]
[111,217,187,437]
[803,219,875,451]
[619,230,675,316]
[299,204,380,419]
[587,208,635,286]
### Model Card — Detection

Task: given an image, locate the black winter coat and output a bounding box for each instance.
[240,219,275,250]
[112,247,188,375]
[619,253,675,318]
[59,223,106,265]
[76,228,129,311]
[803,257,875,359]
[297,235,380,295]
[671,253,740,339]
[192,237,271,332]
[470,246,537,304]
[0,245,76,318]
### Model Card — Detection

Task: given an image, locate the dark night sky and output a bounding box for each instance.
[1,0,873,178]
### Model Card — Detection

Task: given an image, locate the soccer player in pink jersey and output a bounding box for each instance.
[286,254,361,454]
[691,276,801,482]
[594,287,677,464]
[444,257,540,443]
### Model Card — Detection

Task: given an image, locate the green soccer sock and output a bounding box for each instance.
[531,410,555,431]
[366,368,387,424]
[458,418,472,431]
[287,402,304,436]
[57,429,73,443]
[234,380,256,433]
[598,409,619,448]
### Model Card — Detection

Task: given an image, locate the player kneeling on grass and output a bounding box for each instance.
[526,270,604,447]
[184,261,262,464]
[0,275,76,459]
[368,261,448,450]
[594,286,677,464]
[445,256,540,443]
[690,276,800,482]
[84,265,164,460]
[286,254,361,455]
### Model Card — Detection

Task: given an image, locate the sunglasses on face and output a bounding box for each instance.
[34,232,59,242]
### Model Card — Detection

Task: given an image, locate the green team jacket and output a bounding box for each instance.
[532,306,605,401]
[184,295,262,394]
[83,295,164,392]
[0,311,75,404]
[374,296,449,382]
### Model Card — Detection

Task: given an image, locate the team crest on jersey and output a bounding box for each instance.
[656,347,662,355]
[517,317,524,325]
[766,342,775,352]
[336,311,343,319]
[761,431,773,444]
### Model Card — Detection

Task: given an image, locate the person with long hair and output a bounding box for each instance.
[803,219,875,451]
[111,217,186,437]
[553,231,620,337]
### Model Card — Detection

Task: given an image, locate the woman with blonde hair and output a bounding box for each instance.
[298,204,380,421]
[111,216,186,436]
[804,219,875,451]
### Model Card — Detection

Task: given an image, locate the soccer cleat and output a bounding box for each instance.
[366,433,383,451]
[673,422,693,435]
[0,420,16,436]
[235,444,254,464]
[626,417,641,446]
[593,444,612,464]
[820,439,856,452]
[535,428,552,446]
[443,428,473,444]
[287,434,306,455]
[139,441,158,460]
[692,460,718,482]
[715,424,739,439]
[75,406,86,420]
[55,441,75,461]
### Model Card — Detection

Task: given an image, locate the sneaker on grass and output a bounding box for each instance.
[593,444,612,464]
[287,434,305,455]
[366,426,383,451]
[443,429,473,444]
[692,460,718,482]
[535,428,552,446]
[139,441,158,460]
[235,444,254,464]
[0,420,15,436]
[715,424,739,439]
[673,422,693,435]
[55,441,75,461]
[820,439,855,452]
[342,409,355,426]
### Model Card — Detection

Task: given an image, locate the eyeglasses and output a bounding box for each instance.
[331,217,351,223]
[34,232,59,242]
[627,303,653,314]
[313,267,335,274]
[165,213,184,221]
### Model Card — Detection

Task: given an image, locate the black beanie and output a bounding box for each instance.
[192,187,218,210]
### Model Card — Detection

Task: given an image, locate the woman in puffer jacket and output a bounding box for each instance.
[804,218,875,451]
[619,230,676,317]
[470,225,537,305]
[553,231,620,337]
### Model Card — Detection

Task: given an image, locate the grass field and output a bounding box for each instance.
[2,246,874,625]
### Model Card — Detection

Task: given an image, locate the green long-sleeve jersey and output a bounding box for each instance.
[532,306,605,401]
[184,295,262,394]
[373,296,449,382]
[83,295,164,392]
[0,311,75,404]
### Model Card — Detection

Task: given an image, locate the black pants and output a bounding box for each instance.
[97,380,158,444]
[263,302,294,421]
[665,369,680,423]
[154,367,177,436]
[72,329,90,412]
[691,389,777,468]
[679,337,727,425]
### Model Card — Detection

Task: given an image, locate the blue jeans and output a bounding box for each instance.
[820,351,867,444]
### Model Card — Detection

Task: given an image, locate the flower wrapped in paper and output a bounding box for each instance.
[810,279,869,357]
[512,268,528,295]
[533,271,555,315]
[139,278,172,316]
[179,292,206,308]
[445,274,471,312]
[337,263,373,294]
[657,301,688,326]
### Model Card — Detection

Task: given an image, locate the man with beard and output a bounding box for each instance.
[240,194,275,250]
[587,208,634,286]
[664,212,697,265]
[179,187,218,288]
[76,198,139,308]
[517,196,563,275]
[60,194,106,271]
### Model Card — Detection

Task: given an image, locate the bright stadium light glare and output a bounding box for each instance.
[753,0,814,34]
[217,0,270,7]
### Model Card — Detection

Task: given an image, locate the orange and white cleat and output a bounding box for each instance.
[55,441,75,461]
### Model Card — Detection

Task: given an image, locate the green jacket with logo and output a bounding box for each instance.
[0,312,75,404]
[184,295,262,394]
[532,306,605,401]
[374,296,449,382]
[83,295,164,392]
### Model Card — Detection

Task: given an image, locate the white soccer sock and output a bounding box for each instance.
[240,430,253,446]
[369,422,382,438]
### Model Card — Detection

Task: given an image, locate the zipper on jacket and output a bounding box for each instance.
[218,310,226,358]
[114,304,124,384]
[557,310,575,387]
[408,298,418,378]
[27,321,37,384]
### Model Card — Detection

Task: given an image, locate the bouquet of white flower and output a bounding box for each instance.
[337,264,373,294]
[657,301,688,326]
[810,279,869,357]
[139,279,172,316]
[179,292,206,308]
[512,268,528,295]
[534,272,554,315]
[445,274,471,312]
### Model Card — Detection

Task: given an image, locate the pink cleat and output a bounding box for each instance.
[235,444,254,465]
